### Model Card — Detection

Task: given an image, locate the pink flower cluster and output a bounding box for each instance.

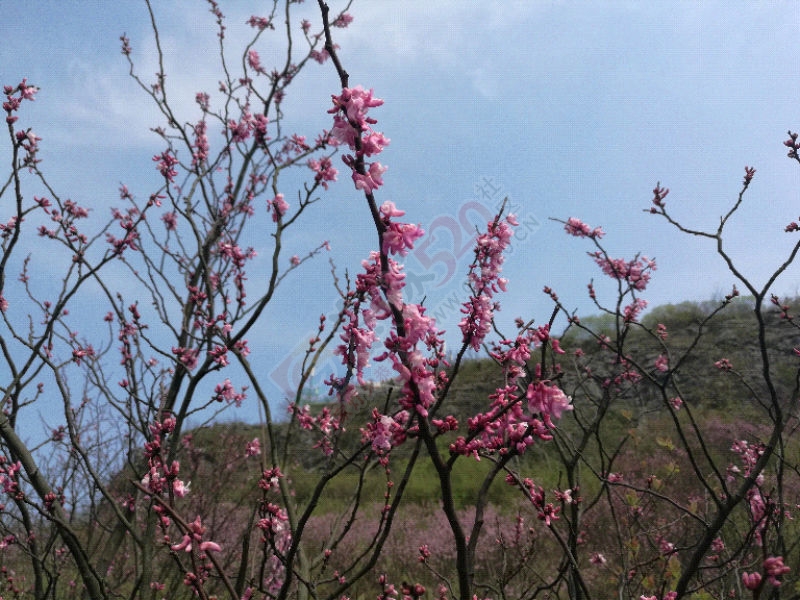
[590,251,656,291]
[3,78,37,124]
[192,119,209,166]
[245,438,261,457]
[380,201,424,257]
[742,556,790,590]
[361,408,409,454]
[729,439,770,545]
[714,357,733,371]
[247,15,274,30]
[247,49,267,75]
[140,416,190,502]
[450,327,571,459]
[287,403,341,455]
[378,303,444,418]
[649,183,669,211]
[212,378,247,406]
[106,206,142,255]
[308,155,338,189]
[564,217,604,239]
[269,193,289,222]
[459,213,517,351]
[328,86,389,193]
[0,458,23,500]
[170,516,220,554]
[526,380,572,420]
[623,297,648,323]
[326,85,448,425]
[153,150,178,182]
[452,383,562,459]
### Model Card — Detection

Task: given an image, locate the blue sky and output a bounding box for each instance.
[4,2,800,422]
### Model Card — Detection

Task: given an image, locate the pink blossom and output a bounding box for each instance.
[195,92,210,111]
[270,193,289,221]
[228,113,254,143]
[72,345,95,366]
[234,339,250,358]
[169,517,220,555]
[153,151,178,182]
[162,211,178,231]
[218,242,255,267]
[658,537,675,555]
[328,85,385,161]
[357,251,405,316]
[247,50,266,74]
[379,200,404,218]
[361,409,407,454]
[332,13,353,27]
[459,214,516,350]
[526,381,573,419]
[714,357,733,371]
[383,221,424,256]
[742,571,762,591]
[308,156,338,189]
[17,78,37,101]
[245,438,261,457]
[591,252,655,291]
[172,346,198,371]
[764,555,790,586]
[361,130,390,156]
[310,48,332,64]
[459,295,494,352]
[418,543,431,562]
[171,534,193,553]
[120,35,132,55]
[590,552,606,565]
[247,15,273,30]
[654,354,668,372]
[329,86,384,131]
[209,345,229,366]
[623,298,648,323]
[352,162,387,193]
[199,540,221,553]
[564,217,604,239]
[651,183,669,209]
[287,134,308,154]
[192,120,209,165]
[213,379,247,406]
[330,115,357,147]
[335,314,377,385]
[172,479,190,497]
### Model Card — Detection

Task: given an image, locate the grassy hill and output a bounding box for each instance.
[84,294,800,598]
[158,295,800,513]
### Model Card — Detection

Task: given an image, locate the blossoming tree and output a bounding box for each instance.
[2,2,800,600]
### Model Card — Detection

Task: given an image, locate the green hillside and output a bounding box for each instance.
[84,295,800,598]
